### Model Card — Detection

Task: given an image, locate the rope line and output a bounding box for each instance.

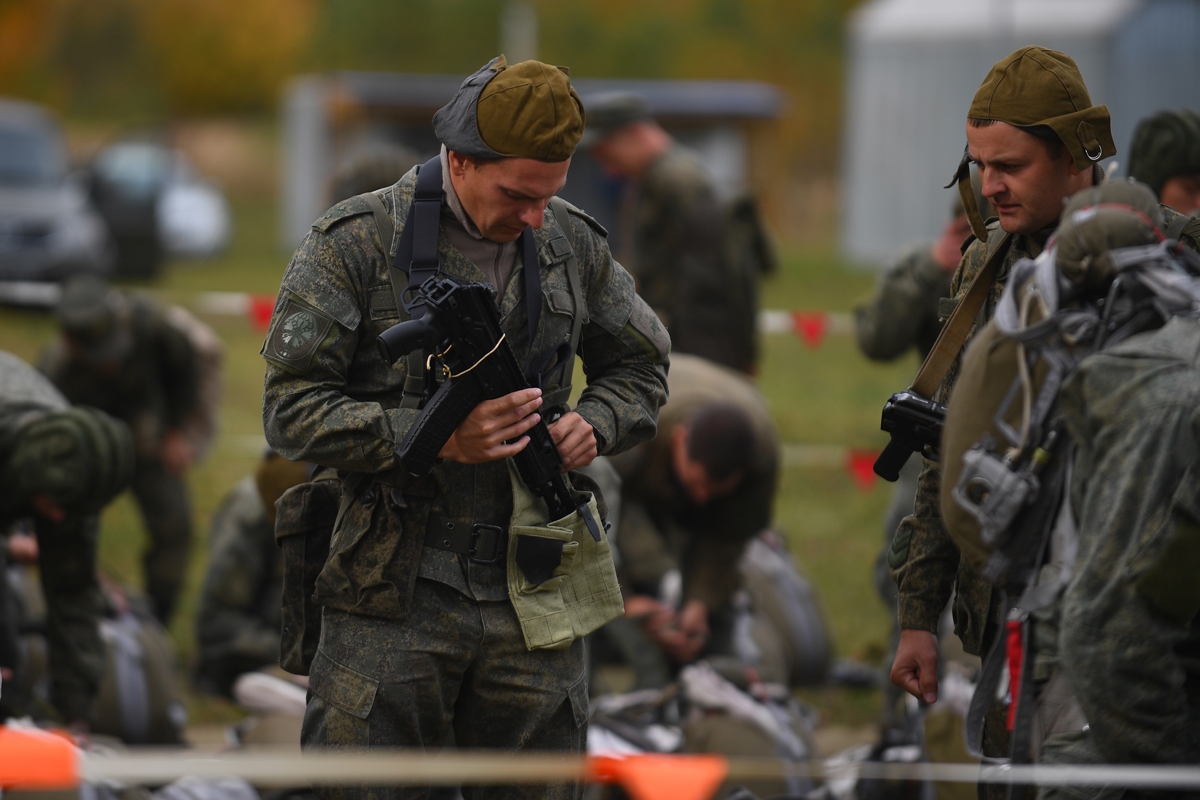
[76,748,1200,790]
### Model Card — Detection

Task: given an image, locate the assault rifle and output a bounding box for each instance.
[873,391,947,482]
[377,276,602,541]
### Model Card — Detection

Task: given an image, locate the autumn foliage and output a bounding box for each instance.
[0,0,862,165]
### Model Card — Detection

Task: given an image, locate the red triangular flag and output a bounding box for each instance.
[249,294,277,331]
[791,311,828,349]
[847,449,881,492]
[588,755,728,800]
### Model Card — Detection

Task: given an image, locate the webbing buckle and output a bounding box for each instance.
[468,524,506,564]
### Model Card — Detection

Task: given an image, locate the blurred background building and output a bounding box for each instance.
[280,72,784,251]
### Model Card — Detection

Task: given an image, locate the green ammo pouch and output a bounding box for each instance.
[275,477,342,675]
[505,461,624,651]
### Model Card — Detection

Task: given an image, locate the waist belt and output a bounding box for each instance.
[424,514,507,564]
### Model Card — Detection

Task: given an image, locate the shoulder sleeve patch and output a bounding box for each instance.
[626,294,670,359]
[261,294,340,373]
[312,195,376,233]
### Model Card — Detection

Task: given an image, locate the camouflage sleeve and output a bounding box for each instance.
[616,498,679,595]
[35,511,106,724]
[854,245,943,361]
[154,307,200,429]
[261,220,419,472]
[197,481,279,689]
[887,237,989,633]
[1057,361,1200,766]
[563,211,670,456]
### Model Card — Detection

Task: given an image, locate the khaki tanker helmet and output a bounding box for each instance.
[947,46,1116,242]
[433,55,585,162]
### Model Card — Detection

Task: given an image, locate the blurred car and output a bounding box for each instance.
[89,142,232,277]
[0,98,114,282]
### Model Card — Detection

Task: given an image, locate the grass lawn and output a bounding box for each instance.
[0,197,918,729]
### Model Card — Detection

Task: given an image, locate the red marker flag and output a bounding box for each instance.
[249,295,277,331]
[846,449,881,492]
[0,726,78,789]
[791,311,828,349]
[588,754,729,800]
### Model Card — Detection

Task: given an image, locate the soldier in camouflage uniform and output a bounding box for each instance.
[606,353,828,689]
[261,57,668,800]
[196,451,308,697]
[1033,316,1200,797]
[0,349,133,730]
[856,189,982,614]
[41,275,202,624]
[885,46,1200,796]
[1127,107,1200,216]
[855,193,976,728]
[584,93,758,375]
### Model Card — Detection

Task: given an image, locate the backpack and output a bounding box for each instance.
[938,179,1200,763]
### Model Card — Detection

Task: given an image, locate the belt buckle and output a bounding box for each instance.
[468,524,506,564]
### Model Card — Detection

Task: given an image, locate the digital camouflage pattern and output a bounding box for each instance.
[262,165,668,618]
[306,594,586,800]
[196,475,284,697]
[888,201,1200,796]
[890,202,1200,652]
[630,144,757,374]
[0,350,106,724]
[854,243,953,365]
[610,353,777,613]
[41,295,200,623]
[262,161,667,798]
[1035,316,1200,794]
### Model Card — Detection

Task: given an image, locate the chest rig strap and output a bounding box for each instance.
[362,158,578,412]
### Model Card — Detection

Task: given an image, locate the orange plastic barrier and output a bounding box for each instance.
[589,754,729,800]
[0,725,80,789]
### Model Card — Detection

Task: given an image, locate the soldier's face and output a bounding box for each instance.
[448,152,570,243]
[966,121,1092,235]
[1159,174,1200,216]
[670,425,742,506]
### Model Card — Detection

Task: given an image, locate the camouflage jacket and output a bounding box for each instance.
[196,476,282,696]
[890,206,1200,654]
[854,243,953,363]
[41,297,199,459]
[632,144,757,374]
[261,166,670,620]
[0,350,105,724]
[609,353,778,610]
[1047,316,1200,765]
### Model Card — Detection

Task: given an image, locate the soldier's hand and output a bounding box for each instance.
[160,429,194,475]
[548,411,597,471]
[439,388,542,464]
[891,628,939,703]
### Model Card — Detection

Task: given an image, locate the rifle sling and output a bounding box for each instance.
[910,232,1012,399]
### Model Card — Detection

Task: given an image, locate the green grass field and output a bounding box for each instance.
[0,197,918,727]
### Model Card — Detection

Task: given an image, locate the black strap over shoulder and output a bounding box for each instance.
[394,156,446,319]
[364,160,585,408]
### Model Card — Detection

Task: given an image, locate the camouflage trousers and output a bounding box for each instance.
[302,579,588,800]
[132,457,192,625]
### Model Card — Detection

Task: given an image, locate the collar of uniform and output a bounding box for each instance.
[440,145,485,240]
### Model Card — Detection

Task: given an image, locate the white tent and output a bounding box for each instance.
[840,0,1200,264]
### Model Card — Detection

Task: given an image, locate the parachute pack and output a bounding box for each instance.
[938,179,1200,764]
